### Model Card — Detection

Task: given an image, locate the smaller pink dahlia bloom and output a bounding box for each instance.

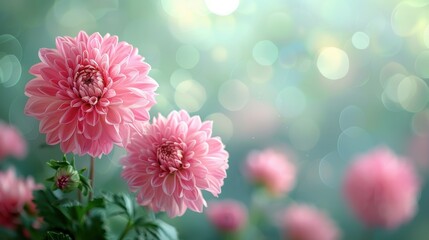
[206,200,247,232]
[0,169,43,229]
[121,110,229,217]
[343,147,420,229]
[244,148,296,197]
[279,204,340,240]
[25,31,158,157]
[0,122,27,160]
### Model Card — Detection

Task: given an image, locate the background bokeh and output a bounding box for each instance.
[1,0,429,239]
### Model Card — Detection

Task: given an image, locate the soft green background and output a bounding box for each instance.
[1,0,429,239]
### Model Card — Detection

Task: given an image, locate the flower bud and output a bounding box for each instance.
[54,165,80,193]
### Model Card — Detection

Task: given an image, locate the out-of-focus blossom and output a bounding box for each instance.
[0,169,43,229]
[343,147,420,229]
[206,200,247,232]
[0,122,27,160]
[121,110,229,217]
[279,204,340,240]
[244,148,296,197]
[25,31,158,158]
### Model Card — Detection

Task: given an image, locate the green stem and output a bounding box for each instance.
[118,221,133,240]
[88,156,95,201]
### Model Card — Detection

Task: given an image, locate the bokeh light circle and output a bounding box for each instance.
[0,54,22,88]
[391,2,422,37]
[352,32,370,50]
[397,75,429,113]
[317,47,349,80]
[204,0,239,16]
[337,126,373,159]
[414,51,429,78]
[319,152,344,188]
[218,79,250,111]
[0,34,23,60]
[339,105,366,131]
[252,40,279,66]
[170,69,192,88]
[174,80,207,112]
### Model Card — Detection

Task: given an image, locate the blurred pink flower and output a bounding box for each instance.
[244,148,296,197]
[206,200,247,232]
[25,31,158,158]
[343,147,420,229]
[279,204,340,240]
[121,110,229,217]
[0,169,43,229]
[0,122,27,160]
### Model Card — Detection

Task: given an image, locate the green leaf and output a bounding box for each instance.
[32,189,70,229]
[46,231,73,240]
[76,210,109,240]
[135,219,178,240]
[87,197,106,210]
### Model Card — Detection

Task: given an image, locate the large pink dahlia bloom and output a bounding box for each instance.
[0,122,27,160]
[206,200,248,232]
[25,31,158,157]
[343,147,420,229]
[244,148,296,197]
[279,204,340,240]
[0,169,43,229]
[121,110,229,217]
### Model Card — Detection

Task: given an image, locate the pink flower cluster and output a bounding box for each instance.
[0,169,42,229]
[279,204,340,240]
[244,148,296,196]
[206,200,247,232]
[343,147,421,229]
[25,31,158,158]
[121,110,229,217]
[0,122,27,160]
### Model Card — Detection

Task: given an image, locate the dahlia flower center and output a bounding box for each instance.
[74,65,105,105]
[157,142,189,174]
[56,175,70,190]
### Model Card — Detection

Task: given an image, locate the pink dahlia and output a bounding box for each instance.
[206,200,247,232]
[121,110,229,217]
[279,204,340,240]
[0,122,27,160]
[244,148,296,197]
[0,169,43,229]
[25,31,158,157]
[343,147,421,229]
